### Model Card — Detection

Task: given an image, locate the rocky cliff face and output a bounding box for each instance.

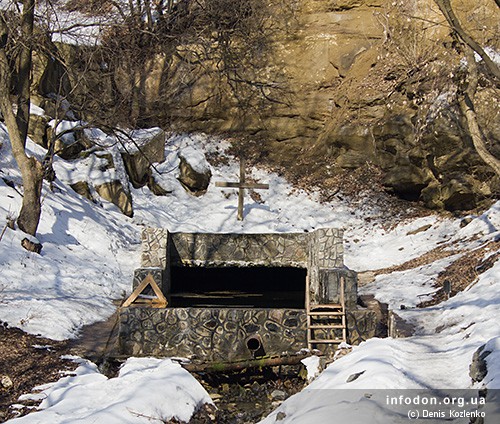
[162,0,499,210]
[33,0,500,210]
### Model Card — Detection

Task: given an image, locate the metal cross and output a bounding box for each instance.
[215,158,269,220]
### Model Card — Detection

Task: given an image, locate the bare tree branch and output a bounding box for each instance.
[458,47,500,177]
[434,0,500,82]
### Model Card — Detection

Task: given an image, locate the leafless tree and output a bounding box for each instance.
[434,0,500,177]
[0,0,102,248]
[71,0,294,127]
[0,0,44,243]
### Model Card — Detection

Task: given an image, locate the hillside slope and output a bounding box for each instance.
[1,123,499,422]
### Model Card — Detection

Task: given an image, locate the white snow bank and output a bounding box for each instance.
[9,357,212,424]
[301,356,322,382]
[55,152,119,186]
[359,254,462,309]
[130,133,359,233]
[0,125,139,340]
[344,215,455,272]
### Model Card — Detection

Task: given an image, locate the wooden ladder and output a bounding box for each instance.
[306,274,347,350]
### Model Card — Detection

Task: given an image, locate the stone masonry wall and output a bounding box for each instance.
[141,228,168,268]
[119,306,377,360]
[119,307,307,362]
[169,232,309,267]
[140,227,344,270]
[139,227,346,304]
[308,228,344,304]
[318,268,357,309]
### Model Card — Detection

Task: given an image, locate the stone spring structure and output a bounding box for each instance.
[118,228,377,362]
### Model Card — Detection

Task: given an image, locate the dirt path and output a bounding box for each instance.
[66,309,121,365]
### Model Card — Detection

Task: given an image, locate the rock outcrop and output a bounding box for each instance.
[469,344,491,384]
[67,150,134,217]
[26,108,168,216]
[177,147,212,196]
[29,0,499,210]
[94,180,133,217]
[158,0,499,209]
[120,129,166,189]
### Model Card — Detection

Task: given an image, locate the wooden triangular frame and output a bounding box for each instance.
[123,273,167,308]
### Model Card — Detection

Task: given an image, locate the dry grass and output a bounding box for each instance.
[418,240,500,307]
[373,245,462,278]
[227,136,435,224]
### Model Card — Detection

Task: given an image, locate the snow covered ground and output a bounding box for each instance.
[11,357,211,424]
[1,124,499,423]
[261,256,500,423]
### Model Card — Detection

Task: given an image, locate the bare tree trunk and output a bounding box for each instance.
[459,48,500,177]
[16,0,35,146]
[459,97,500,177]
[0,2,44,238]
[16,157,44,235]
[434,0,500,82]
[0,81,44,236]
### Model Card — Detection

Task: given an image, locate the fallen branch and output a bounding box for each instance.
[181,351,321,373]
